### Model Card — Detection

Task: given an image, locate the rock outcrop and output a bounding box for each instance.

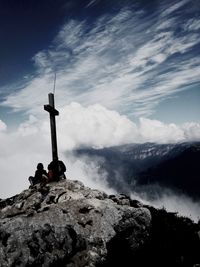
[0,179,199,267]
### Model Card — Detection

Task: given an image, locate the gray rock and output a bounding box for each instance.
[0,179,151,267]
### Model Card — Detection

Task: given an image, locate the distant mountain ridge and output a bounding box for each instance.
[73,142,200,199]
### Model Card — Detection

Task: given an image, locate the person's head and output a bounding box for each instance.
[37,163,44,170]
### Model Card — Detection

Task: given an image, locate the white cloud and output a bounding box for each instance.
[183,18,200,31]
[131,188,200,222]
[0,120,7,132]
[0,104,136,198]
[0,104,200,199]
[161,0,190,17]
[156,18,175,30]
[66,154,116,195]
[154,192,200,222]
[0,118,50,199]
[139,117,185,143]
[182,122,200,141]
[86,0,99,8]
[57,102,139,150]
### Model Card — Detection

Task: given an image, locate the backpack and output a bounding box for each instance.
[58,161,66,173]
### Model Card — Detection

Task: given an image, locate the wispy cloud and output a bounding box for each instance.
[1,0,200,119]
[183,18,200,31]
[161,0,190,17]
[86,0,99,8]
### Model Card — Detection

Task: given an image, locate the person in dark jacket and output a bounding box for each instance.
[28,163,48,186]
[47,160,66,182]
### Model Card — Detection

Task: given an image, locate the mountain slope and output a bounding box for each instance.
[73,142,200,198]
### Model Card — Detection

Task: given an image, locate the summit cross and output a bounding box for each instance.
[44,93,59,162]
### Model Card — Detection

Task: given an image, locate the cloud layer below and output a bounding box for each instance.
[0,103,200,199]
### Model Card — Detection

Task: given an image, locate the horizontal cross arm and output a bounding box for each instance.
[44,104,59,116]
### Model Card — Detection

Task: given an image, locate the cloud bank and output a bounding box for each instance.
[131,186,200,223]
[0,103,200,199]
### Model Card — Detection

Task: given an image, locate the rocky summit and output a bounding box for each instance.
[0,179,199,267]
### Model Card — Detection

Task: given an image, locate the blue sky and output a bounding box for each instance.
[0,0,200,127]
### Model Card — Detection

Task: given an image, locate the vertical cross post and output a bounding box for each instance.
[44,93,59,161]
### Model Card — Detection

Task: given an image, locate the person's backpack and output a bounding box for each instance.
[58,161,66,173]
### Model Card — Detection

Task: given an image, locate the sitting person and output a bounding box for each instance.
[29,163,48,186]
[47,160,66,182]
